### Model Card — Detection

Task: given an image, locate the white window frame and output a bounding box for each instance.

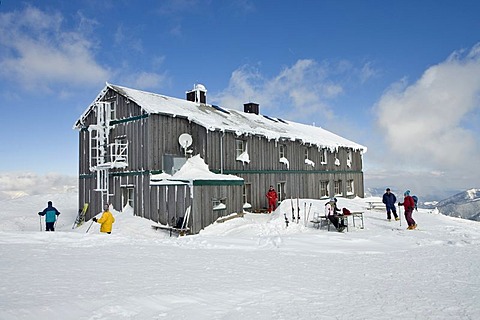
[277,182,286,202]
[235,139,246,158]
[346,179,354,195]
[279,144,286,158]
[320,180,329,198]
[320,148,327,164]
[334,180,343,196]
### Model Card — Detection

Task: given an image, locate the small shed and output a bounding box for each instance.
[150,155,244,234]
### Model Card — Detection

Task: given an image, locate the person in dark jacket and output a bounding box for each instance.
[398,190,417,230]
[382,188,399,221]
[38,201,60,231]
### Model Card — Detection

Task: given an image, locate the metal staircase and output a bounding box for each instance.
[87,101,128,206]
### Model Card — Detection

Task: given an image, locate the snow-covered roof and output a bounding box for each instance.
[75,83,367,152]
[150,155,243,186]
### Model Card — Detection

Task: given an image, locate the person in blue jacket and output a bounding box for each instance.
[382,188,399,221]
[38,201,61,231]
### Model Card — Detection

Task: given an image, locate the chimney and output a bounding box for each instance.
[243,102,259,115]
[186,84,207,104]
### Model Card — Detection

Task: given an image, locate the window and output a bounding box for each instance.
[320,148,327,164]
[276,182,286,202]
[347,149,352,168]
[334,151,340,166]
[279,144,286,158]
[122,187,134,208]
[163,154,187,175]
[304,147,309,160]
[109,101,116,120]
[212,198,227,211]
[347,179,354,195]
[334,180,343,196]
[320,181,329,198]
[235,139,246,158]
[236,139,250,164]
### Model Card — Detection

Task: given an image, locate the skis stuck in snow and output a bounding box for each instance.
[72,203,89,229]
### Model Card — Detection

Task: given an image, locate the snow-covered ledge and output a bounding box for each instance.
[236,151,250,164]
[305,158,315,167]
[280,157,289,169]
[243,202,252,210]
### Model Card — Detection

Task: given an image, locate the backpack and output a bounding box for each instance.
[412,195,418,210]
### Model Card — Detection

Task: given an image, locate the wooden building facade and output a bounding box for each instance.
[74,83,367,234]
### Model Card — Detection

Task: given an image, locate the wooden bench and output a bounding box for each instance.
[151,224,190,237]
[366,201,385,210]
[310,215,330,230]
[151,206,191,237]
[311,214,349,232]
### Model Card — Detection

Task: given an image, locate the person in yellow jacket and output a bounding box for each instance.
[93,204,115,234]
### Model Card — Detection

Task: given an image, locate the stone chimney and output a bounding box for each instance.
[243,102,259,115]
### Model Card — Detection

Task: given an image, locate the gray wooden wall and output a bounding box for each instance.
[77,88,365,232]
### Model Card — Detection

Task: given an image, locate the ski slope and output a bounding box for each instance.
[0,194,479,319]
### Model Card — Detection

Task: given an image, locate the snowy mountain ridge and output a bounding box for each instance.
[434,188,480,221]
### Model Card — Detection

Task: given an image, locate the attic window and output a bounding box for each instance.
[320,148,327,164]
[279,144,286,158]
[108,101,116,120]
[263,115,278,122]
[211,105,230,114]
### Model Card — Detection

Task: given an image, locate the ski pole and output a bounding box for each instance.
[398,204,402,227]
[54,215,59,230]
[304,202,306,226]
[39,214,42,231]
[306,203,312,226]
[86,219,95,233]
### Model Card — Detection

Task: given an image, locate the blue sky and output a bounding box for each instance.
[0,0,479,199]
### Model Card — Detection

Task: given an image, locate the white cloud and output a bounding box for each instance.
[0,6,109,91]
[374,43,480,171]
[0,172,77,200]
[131,71,170,90]
[213,59,347,122]
[369,43,480,197]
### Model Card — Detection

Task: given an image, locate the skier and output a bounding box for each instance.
[382,188,399,221]
[93,204,115,234]
[266,186,278,213]
[38,201,61,231]
[398,190,417,230]
[325,198,345,232]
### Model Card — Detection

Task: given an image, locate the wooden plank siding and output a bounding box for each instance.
[77,88,365,233]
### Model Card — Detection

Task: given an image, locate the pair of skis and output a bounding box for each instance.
[72,203,89,229]
[284,198,312,228]
[290,197,300,224]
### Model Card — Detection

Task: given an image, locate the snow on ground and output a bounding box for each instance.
[1,194,479,319]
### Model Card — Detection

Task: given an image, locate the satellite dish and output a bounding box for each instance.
[178,133,193,149]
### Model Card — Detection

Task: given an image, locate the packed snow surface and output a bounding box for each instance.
[1,194,479,319]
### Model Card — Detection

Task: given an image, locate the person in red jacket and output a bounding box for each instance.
[399,190,417,229]
[266,186,278,213]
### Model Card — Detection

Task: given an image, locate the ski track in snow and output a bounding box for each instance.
[0,194,479,319]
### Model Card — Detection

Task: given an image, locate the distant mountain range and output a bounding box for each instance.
[433,189,480,222]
